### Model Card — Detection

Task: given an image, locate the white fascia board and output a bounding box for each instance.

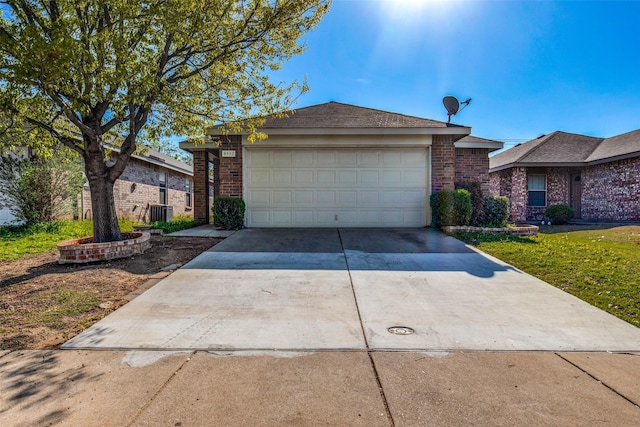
[241,133,433,148]
[455,141,504,150]
[205,126,470,137]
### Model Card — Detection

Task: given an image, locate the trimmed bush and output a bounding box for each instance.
[455,181,484,226]
[430,189,472,228]
[483,196,510,227]
[545,204,574,225]
[213,197,245,230]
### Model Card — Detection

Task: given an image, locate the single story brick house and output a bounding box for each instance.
[489,129,640,222]
[80,147,197,223]
[180,102,502,227]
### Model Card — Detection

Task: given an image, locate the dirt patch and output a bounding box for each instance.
[0,236,221,350]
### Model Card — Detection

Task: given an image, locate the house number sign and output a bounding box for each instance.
[221,150,236,158]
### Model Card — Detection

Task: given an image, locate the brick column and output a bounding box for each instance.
[193,150,210,223]
[218,135,243,198]
[431,135,456,192]
[511,167,527,223]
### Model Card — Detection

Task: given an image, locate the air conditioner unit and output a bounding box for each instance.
[150,205,173,222]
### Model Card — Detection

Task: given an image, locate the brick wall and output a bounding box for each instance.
[193,150,210,223]
[490,161,640,222]
[81,157,194,222]
[455,148,491,195]
[582,157,640,221]
[431,135,456,192]
[218,135,243,198]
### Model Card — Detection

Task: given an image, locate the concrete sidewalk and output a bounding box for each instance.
[1,349,639,426]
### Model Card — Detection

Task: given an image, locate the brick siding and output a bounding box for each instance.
[582,157,640,221]
[490,157,640,222]
[431,135,456,192]
[217,135,243,198]
[455,148,491,195]
[81,157,194,222]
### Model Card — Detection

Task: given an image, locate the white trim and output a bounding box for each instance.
[241,134,433,148]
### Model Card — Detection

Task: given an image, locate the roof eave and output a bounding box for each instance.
[455,140,504,151]
[206,126,471,137]
[587,151,640,165]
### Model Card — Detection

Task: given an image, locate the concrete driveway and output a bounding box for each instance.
[63,228,640,352]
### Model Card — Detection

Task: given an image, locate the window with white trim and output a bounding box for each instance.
[527,174,546,207]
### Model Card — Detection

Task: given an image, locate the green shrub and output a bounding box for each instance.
[152,216,200,233]
[455,181,485,226]
[483,196,510,227]
[213,197,245,230]
[453,189,472,226]
[545,204,574,225]
[430,189,471,228]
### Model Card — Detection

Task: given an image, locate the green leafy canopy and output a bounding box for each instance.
[0,0,329,241]
[0,0,330,151]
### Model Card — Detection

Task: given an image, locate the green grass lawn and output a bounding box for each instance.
[454,225,640,328]
[0,219,135,262]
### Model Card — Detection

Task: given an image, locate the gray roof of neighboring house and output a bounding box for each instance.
[260,101,454,129]
[489,129,640,172]
[586,128,640,162]
[134,146,192,176]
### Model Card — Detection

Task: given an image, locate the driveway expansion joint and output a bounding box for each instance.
[555,353,640,410]
[126,350,196,426]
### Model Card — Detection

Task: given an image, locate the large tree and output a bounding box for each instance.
[0,0,329,242]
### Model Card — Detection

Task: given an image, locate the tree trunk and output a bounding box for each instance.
[84,147,122,243]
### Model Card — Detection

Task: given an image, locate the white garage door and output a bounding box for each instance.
[245,148,429,227]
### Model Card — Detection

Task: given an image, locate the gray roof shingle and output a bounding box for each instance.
[489,129,640,171]
[587,128,640,162]
[261,101,452,129]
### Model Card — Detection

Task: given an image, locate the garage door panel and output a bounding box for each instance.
[272,211,292,225]
[338,170,357,185]
[272,190,292,205]
[249,170,270,186]
[273,170,293,185]
[382,170,402,185]
[294,211,314,224]
[248,190,271,204]
[294,170,314,185]
[317,170,336,185]
[359,190,380,205]
[294,190,314,204]
[294,151,314,165]
[317,191,336,204]
[245,148,429,227]
[360,170,379,185]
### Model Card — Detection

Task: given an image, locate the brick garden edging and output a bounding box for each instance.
[442,224,539,237]
[57,232,151,264]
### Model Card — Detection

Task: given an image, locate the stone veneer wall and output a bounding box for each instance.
[81,157,194,222]
[431,135,456,192]
[582,157,640,221]
[455,148,491,195]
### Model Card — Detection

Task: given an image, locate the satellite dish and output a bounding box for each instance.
[443,96,472,123]
[443,96,459,116]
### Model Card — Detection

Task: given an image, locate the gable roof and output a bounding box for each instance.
[489,129,640,172]
[260,101,452,129]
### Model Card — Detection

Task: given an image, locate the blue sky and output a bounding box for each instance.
[271,0,640,150]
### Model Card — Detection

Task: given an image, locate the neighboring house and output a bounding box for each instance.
[80,147,196,223]
[180,102,503,227]
[489,129,640,222]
